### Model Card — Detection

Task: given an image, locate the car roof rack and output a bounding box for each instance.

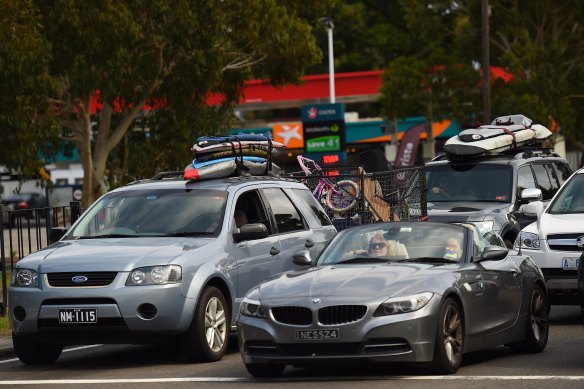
[433,145,561,163]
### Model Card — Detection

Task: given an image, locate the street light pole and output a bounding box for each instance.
[319,17,335,104]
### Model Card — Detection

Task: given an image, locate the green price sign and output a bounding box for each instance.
[305,135,340,152]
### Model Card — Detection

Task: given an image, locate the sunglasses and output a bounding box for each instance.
[369,242,385,249]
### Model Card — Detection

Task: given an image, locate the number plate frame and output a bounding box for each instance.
[295,329,339,341]
[58,308,97,324]
[562,257,580,270]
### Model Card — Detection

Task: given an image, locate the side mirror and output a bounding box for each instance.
[49,227,68,244]
[478,245,508,262]
[292,251,312,266]
[233,223,269,243]
[520,201,544,218]
[521,188,542,202]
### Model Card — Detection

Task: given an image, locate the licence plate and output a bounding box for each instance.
[562,257,580,270]
[295,329,339,341]
[58,308,97,324]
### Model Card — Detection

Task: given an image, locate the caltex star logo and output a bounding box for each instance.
[308,107,318,119]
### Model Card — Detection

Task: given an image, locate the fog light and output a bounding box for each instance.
[137,303,157,320]
[13,306,26,322]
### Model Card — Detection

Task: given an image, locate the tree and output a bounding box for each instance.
[20,0,330,207]
[0,0,59,182]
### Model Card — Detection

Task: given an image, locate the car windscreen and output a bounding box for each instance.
[68,188,227,238]
[317,223,467,265]
[547,174,584,214]
[426,164,512,203]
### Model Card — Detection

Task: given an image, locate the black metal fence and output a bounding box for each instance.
[286,166,427,231]
[0,202,82,316]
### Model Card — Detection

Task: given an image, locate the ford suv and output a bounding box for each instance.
[425,149,572,248]
[9,173,337,364]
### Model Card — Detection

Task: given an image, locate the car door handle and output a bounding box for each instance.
[270,247,280,256]
[305,239,315,248]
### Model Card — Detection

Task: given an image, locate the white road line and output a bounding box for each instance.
[0,344,102,365]
[0,376,584,385]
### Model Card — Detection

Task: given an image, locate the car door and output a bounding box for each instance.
[473,229,522,334]
[231,187,282,300]
[260,187,317,273]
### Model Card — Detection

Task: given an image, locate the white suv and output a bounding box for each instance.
[517,167,584,305]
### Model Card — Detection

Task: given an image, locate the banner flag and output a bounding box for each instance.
[394,124,426,167]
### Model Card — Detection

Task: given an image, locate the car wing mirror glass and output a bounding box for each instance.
[233,223,269,243]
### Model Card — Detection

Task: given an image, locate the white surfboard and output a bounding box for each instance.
[444,114,552,156]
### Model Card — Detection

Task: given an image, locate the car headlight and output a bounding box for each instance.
[240,297,267,319]
[12,269,39,288]
[374,292,434,316]
[474,221,494,236]
[515,231,541,250]
[125,265,182,286]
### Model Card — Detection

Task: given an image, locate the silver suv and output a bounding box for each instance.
[9,174,337,364]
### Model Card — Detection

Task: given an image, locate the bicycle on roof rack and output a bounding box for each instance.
[296,155,360,213]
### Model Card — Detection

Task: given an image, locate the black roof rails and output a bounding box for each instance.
[150,171,185,180]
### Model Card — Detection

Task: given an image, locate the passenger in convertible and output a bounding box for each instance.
[443,236,463,261]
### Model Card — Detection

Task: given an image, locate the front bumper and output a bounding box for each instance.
[523,247,579,304]
[237,297,440,366]
[9,272,196,344]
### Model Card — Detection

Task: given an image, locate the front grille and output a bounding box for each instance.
[47,272,118,287]
[42,298,117,305]
[547,233,584,252]
[271,306,312,325]
[541,268,577,280]
[318,305,367,325]
[279,342,361,356]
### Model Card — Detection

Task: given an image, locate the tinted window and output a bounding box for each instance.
[532,164,554,200]
[544,164,560,192]
[291,188,332,226]
[553,162,572,185]
[426,164,512,202]
[262,188,305,234]
[517,166,536,195]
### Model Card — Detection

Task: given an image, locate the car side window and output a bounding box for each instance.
[532,164,554,200]
[544,163,560,193]
[290,188,332,226]
[262,188,306,234]
[233,190,272,234]
[517,166,536,196]
[553,162,572,185]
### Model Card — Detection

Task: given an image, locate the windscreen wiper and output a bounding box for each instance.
[336,257,392,264]
[168,231,216,237]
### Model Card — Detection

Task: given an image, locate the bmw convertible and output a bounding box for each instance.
[237,222,549,376]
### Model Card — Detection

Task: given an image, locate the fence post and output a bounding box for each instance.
[0,204,5,317]
[70,201,81,225]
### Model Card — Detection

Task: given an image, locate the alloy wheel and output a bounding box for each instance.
[205,296,227,352]
[530,288,547,342]
[442,304,463,365]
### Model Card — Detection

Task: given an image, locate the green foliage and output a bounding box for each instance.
[0,0,60,180]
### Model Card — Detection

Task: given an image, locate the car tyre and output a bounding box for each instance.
[509,284,549,353]
[181,286,230,362]
[12,333,63,365]
[430,297,464,374]
[245,363,285,377]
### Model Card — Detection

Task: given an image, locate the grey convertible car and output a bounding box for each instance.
[237,222,549,376]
